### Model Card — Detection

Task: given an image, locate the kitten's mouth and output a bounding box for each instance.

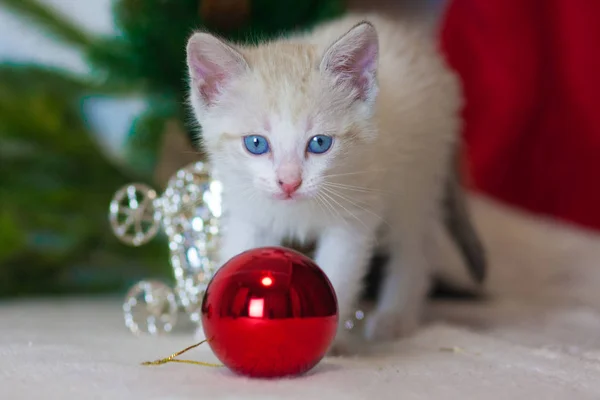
[273,192,303,201]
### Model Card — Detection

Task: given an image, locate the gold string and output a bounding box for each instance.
[141,339,223,368]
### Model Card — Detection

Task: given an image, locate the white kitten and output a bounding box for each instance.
[186,13,484,351]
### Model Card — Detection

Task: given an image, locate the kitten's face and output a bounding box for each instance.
[186,23,379,202]
[219,122,338,202]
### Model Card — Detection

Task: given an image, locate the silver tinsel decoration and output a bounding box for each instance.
[109,161,363,336]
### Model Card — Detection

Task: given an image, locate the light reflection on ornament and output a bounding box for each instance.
[248,298,265,318]
[261,276,273,287]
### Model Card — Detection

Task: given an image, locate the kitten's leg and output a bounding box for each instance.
[364,199,433,342]
[314,225,376,354]
[365,236,430,341]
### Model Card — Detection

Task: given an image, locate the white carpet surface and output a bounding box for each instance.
[2,197,600,399]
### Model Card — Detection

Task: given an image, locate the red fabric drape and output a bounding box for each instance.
[440,0,600,231]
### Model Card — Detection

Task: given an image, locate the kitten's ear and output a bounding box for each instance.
[186,32,248,106]
[320,22,379,102]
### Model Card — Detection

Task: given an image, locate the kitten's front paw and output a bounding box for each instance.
[327,328,359,357]
[364,309,420,342]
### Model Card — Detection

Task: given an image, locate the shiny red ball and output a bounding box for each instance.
[201,247,338,378]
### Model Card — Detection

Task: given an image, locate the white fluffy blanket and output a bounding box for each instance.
[2,197,600,399]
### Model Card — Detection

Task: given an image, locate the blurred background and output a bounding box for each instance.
[0,0,598,298]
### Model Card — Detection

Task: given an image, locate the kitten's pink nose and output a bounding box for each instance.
[277,163,302,195]
[277,178,302,195]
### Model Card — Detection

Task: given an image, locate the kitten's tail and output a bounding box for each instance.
[434,151,487,292]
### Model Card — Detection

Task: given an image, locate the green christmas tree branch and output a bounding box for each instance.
[0,61,172,296]
[0,0,142,89]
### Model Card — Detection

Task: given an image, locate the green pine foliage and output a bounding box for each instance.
[0,65,170,296]
[0,0,345,296]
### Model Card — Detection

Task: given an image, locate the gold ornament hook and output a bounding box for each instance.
[141,339,223,368]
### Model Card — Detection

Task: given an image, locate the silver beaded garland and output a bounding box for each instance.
[109,183,162,247]
[109,161,223,335]
[123,280,178,335]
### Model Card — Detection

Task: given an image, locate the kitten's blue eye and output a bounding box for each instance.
[244,135,269,155]
[307,135,333,154]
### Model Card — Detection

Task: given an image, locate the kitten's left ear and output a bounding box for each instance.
[320,21,379,102]
[186,32,248,107]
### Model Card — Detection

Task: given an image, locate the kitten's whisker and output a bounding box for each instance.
[322,187,390,228]
[322,186,372,206]
[323,182,386,194]
[320,189,370,232]
[313,193,329,217]
[322,169,388,179]
[315,193,336,223]
[317,192,346,226]
[324,181,378,190]
[239,186,257,203]
[311,192,326,213]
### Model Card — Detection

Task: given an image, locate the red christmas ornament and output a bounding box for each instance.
[201,247,338,378]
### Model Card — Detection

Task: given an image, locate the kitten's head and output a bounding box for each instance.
[186,22,379,202]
